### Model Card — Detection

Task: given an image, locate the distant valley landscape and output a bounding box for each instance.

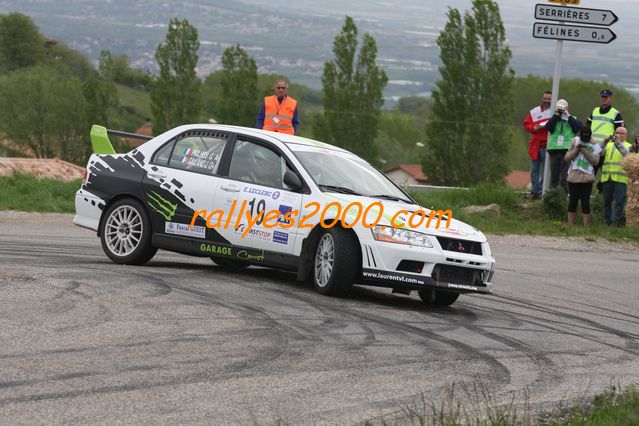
[1,0,638,101]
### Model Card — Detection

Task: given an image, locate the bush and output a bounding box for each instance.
[542,187,567,220]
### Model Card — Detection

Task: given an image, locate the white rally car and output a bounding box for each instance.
[74,124,495,306]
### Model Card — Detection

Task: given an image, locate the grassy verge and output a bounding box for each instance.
[545,385,639,426]
[1,176,638,244]
[409,183,639,244]
[0,173,80,213]
[366,384,639,425]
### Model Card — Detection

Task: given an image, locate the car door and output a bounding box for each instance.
[142,129,232,241]
[214,136,304,254]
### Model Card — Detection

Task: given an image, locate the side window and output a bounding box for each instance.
[152,141,173,166]
[168,134,227,175]
[229,139,290,189]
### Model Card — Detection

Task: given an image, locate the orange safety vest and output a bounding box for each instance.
[263,95,297,134]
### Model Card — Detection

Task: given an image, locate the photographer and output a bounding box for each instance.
[546,99,581,192]
[564,127,601,226]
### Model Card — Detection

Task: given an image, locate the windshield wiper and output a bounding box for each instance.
[318,184,362,196]
[368,194,412,203]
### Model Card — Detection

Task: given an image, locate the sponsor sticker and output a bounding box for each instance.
[147,191,177,220]
[234,223,272,241]
[277,204,293,224]
[362,270,425,285]
[236,249,265,262]
[165,222,206,239]
[199,243,232,256]
[273,230,289,244]
[447,283,479,291]
[243,187,281,199]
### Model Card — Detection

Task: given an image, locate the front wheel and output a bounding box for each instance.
[418,289,459,306]
[313,228,359,297]
[100,198,157,265]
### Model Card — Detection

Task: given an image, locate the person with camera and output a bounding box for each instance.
[564,127,602,226]
[545,99,581,192]
[523,91,553,199]
[601,127,632,226]
[588,89,624,193]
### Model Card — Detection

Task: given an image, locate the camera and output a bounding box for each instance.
[556,107,564,114]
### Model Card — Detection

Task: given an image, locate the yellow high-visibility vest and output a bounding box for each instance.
[590,107,619,145]
[601,140,632,184]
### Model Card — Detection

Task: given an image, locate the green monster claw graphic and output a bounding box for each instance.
[146,191,177,220]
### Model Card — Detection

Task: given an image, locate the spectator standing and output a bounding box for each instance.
[588,89,624,147]
[257,80,299,135]
[601,127,632,226]
[633,133,639,154]
[523,91,553,199]
[546,99,581,192]
[564,127,601,226]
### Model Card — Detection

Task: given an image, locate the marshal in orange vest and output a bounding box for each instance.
[263,95,297,135]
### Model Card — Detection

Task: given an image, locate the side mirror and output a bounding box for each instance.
[283,170,303,191]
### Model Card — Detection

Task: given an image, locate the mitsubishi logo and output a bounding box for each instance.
[457,241,465,252]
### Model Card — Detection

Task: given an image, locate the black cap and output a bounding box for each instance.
[580,127,592,142]
[600,89,613,97]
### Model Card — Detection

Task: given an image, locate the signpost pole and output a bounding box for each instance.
[542,38,563,194]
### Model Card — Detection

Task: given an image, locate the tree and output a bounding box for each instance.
[423,0,514,186]
[150,18,201,134]
[112,53,152,89]
[0,65,88,163]
[83,50,120,129]
[48,42,95,81]
[0,12,45,71]
[314,16,388,164]
[375,111,425,168]
[215,45,257,127]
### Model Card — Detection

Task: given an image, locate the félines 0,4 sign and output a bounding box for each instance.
[532,22,616,44]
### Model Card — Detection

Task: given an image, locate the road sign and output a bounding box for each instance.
[548,0,580,4]
[535,4,618,26]
[533,22,617,44]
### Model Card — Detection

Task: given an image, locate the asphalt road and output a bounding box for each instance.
[1,212,638,424]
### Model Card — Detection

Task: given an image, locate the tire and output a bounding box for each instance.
[418,289,460,306]
[210,257,249,269]
[312,227,359,297]
[100,198,157,265]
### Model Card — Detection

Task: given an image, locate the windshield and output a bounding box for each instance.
[288,144,413,203]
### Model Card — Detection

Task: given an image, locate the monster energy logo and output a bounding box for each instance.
[147,191,177,220]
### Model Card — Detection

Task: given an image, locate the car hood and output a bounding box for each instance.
[323,194,487,243]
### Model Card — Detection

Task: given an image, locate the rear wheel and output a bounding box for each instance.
[100,198,157,265]
[313,228,358,297]
[418,289,459,306]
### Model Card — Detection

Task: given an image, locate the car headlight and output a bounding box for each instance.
[371,226,433,248]
[482,242,492,257]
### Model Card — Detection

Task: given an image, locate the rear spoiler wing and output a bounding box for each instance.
[90,125,153,154]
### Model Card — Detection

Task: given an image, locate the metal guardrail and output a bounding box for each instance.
[406,184,469,193]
